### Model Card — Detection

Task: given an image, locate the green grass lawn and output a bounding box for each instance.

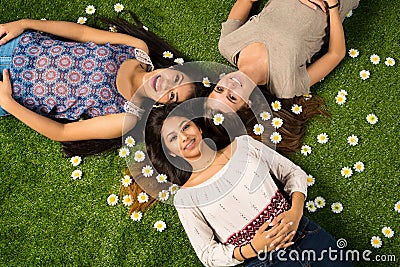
[1,0,399,266]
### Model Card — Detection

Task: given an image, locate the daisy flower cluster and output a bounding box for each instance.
[306,196,326,212]
[370,226,395,249]
[349,48,395,80]
[69,156,83,180]
[162,51,184,65]
[335,89,347,105]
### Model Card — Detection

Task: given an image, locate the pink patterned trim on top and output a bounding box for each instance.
[224,190,290,247]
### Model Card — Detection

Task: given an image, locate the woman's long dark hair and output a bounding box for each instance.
[60,11,211,157]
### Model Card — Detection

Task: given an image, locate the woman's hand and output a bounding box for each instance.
[269,208,303,249]
[0,69,13,107]
[298,0,327,12]
[251,219,296,254]
[0,20,26,46]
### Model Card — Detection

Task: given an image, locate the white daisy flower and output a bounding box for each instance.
[271,100,281,111]
[134,150,145,162]
[347,135,359,146]
[70,156,82,167]
[142,25,148,31]
[253,124,264,135]
[301,145,312,156]
[331,202,343,214]
[119,147,130,158]
[142,165,154,177]
[335,94,347,105]
[348,48,359,58]
[122,195,133,206]
[213,113,224,125]
[71,170,83,180]
[370,54,380,65]
[77,17,87,25]
[353,161,365,173]
[341,167,353,178]
[384,57,395,67]
[395,201,400,213]
[306,201,317,212]
[109,26,117,32]
[382,227,394,238]
[314,196,326,208]
[306,174,315,186]
[85,5,96,15]
[317,133,329,144]
[121,175,132,187]
[260,111,271,121]
[370,236,382,248]
[137,192,149,203]
[338,90,348,96]
[291,104,303,115]
[125,136,136,147]
[346,10,353,18]
[130,211,142,222]
[271,117,283,129]
[303,93,313,100]
[169,184,179,195]
[202,77,211,87]
[158,190,170,201]
[270,132,282,144]
[107,194,119,206]
[156,174,168,183]
[174,58,184,65]
[162,51,173,58]
[360,70,370,80]
[114,3,124,13]
[366,114,378,125]
[154,220,167,232]
[40,18,47,21]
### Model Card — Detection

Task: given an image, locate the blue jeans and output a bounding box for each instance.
[245,216,353,267]
[0,35,21,116]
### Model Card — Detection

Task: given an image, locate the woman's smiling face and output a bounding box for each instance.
[207,71,255,112]
[142,68,195,104]
[161,116,203,160]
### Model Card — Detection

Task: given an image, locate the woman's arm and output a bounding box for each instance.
[0,19,148,52]
[0,70,137,141]
[228,0,258,23]
[306,0,346,86]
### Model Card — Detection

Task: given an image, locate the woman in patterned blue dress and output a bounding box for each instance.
[0,12,205,156]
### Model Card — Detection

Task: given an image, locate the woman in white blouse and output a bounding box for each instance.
[125,103,353,267]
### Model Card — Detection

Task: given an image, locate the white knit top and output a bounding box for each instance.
[174,135,308,266]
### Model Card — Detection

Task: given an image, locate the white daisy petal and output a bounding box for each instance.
[158,190,170,201]
[156,174,168,183]
[154,220,167,232]
[341,167,353,178]
[395,201,400,213]
[317,133,329,144]
[301,145,312,156]
[270,132,282,144]
[260,111,271,121]
[271,101,281,111]
[359,70,370,80]
[348,48,359,58]
[370,54,380,65]
[335,94,347,105]
[347,135,359,146]
[353,162,365,173]
[137,192,149,203]
[253,124,264,135]
[314,196,326,208]
[370,236,382,248]
[107,194,119,206]
[142,165,154,177]
[202,77,211,87]
[213,113,224,125]
[271,117,283,129]
[306,174,315,186]
[381,227,394,238]
[122,195,133,206]
[114,3,124,13]
[77,17,87,25]
[130,211,143,222]
[169,184,179,195]
[85,5,96,15]
[384,57,395,67]
[291,104,303,115]
[70,156,82,166]
[174,58,184,65]
[162,51,173,58]
[125,136,136,147]
[366,114,378,125]
[306,200,317,212]
[121,175,132,187]
[119,147,130,158]
[71,170,83,180]
[331,202,343,214]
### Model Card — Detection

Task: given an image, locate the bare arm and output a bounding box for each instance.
[228,0,259,23]
[0,19,148,52]
[306,0,346,86]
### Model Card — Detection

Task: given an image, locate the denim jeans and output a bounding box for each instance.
[0,35,21,116]
[245,216,353,267]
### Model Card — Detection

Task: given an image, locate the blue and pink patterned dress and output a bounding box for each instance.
[9,31,148,120]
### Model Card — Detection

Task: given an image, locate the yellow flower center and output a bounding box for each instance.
[110,197,115,202]
[373,239,380,244]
